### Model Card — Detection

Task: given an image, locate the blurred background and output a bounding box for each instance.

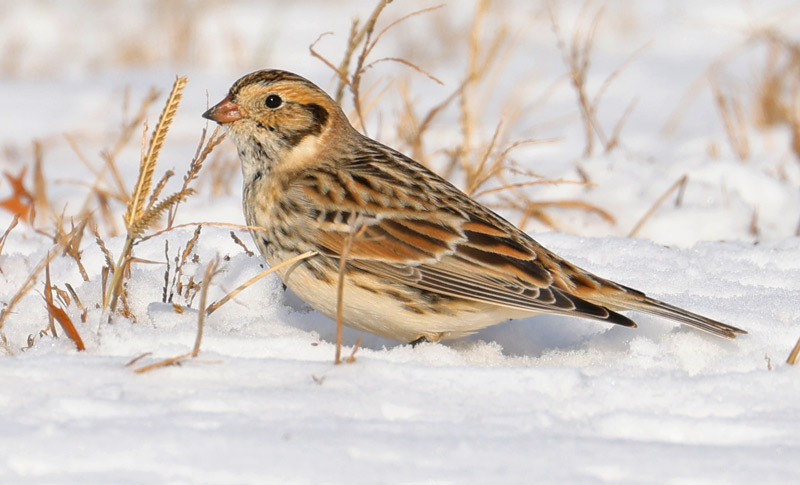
[1,0,800,246]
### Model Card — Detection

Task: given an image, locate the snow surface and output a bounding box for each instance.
[1,1,800,483]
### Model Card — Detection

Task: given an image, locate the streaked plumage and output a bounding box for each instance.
[203,69,746,343]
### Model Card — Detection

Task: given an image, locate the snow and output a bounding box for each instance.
[1,1,800,483]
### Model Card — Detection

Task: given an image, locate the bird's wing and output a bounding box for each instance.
[288,145,637,328]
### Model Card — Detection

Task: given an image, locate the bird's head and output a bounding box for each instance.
[203,70,349,176]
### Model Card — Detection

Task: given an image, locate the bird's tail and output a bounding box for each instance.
[613,289,747,339]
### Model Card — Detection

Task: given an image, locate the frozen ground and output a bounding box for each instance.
[1,1,800,483]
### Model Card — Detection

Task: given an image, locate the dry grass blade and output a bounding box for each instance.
[193,257,220,357]
[125,352,152,367]
[494,196,615,232]
[472,178,588,199]
[32,140,50,225]
[334,219,368,364]
[711,79,750,161]
[628,175,689,238]
[788,336,800,365]
[44,255,57,336]
[0,215,19,257]
[0,331,14,356]
[147,169,174,212]
[205,250,318,316]
[45,300,85,351]
[134,352,192,374]
[138,222,265,245]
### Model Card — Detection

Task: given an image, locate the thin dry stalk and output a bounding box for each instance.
[711,79,750,161]
[350,1,396,134]
[138,222,266,245]
[230,231,254,257]
[44,255,57,336]
[628,175,689,238]
[134,352,192,374]
[465,116,505,195]
[205,250,318,316]
[65,283,87,323]
[398,77,469,163]
[334,221,365,365]
[472,178,590,199]
[193,257,220,357]
[749,209,760,240]
[48,213,91,282]
[548,0,600,156]
[169,225,202,305]
[460,0,490,165]
[605,97,638,152]
[0,332,13,356]
[548,0,642,156]
[147,170,174,212]
[310,0,442,136]
[32,140,50,225]
[0,215,19,257]
[125,352,152,367]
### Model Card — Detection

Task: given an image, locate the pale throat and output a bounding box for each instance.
[279,134,322,173]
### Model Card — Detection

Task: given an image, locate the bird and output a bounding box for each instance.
[202,69,746,345]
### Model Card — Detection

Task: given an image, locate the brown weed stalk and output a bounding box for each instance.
[105,76,192,321]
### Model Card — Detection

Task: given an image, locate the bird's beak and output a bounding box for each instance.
[202,94,242,124]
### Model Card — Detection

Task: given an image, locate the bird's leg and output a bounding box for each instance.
[408,336,431,347]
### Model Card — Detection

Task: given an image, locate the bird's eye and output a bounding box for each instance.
[265,94,282,109]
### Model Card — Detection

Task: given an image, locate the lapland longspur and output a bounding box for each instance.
[203,69,746,344]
